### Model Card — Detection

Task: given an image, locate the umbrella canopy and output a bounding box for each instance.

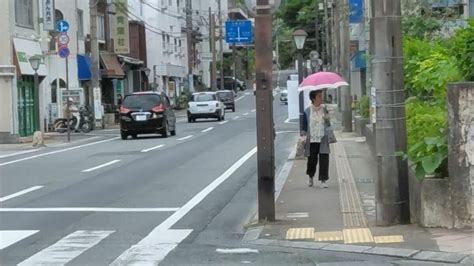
[298,71,349,92]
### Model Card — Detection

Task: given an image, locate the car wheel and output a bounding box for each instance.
[161,121,170,138]
[232,107,235,112]
[188,116,192,123]
[120,131,128,140]
[171,124,176,136]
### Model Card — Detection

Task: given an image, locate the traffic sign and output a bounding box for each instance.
[56,20,69,32]
[58,45,70,58]
[225,20,252,43]
[57,33,70,46]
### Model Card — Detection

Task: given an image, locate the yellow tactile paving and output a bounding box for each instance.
[286,228,315,240]
[343,228,374,244]
[314,231,343,242]
[374,235,404,244]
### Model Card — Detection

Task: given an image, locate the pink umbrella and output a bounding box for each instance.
[298,71,349,92]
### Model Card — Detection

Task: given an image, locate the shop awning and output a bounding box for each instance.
[13,38,47,76]
[118,55,144,66]
[100,52,125,78]
[77,54,92,80]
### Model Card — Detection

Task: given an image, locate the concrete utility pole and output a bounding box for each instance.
[340,0,352,132]
[370,0,410,226]
[210,9,217,91]
[218,0,225,91]
[255,0,275,222]
[186,0,193,91]
[89,0,99,128]
[333,1,341,73]
[323,0,331,68]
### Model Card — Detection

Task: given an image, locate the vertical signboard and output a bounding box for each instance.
[42,0,55,31]
[113,0,130,54]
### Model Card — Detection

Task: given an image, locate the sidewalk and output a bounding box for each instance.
[245,130,473,264]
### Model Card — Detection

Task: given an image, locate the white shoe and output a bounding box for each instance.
[308,178,314,187]
[320,181,328,188]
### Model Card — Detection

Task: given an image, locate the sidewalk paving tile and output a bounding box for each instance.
[314,231,344,242]
[363,247,419,258]
[412,251,467,263]
[343,228,374,244]
[286,228,315,240]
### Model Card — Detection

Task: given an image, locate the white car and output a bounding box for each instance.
[187,92,225,122]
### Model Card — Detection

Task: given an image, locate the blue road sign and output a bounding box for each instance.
[349,0,363,23]
[56,20,69,32]
[225,20,252,43]
[58,46,70,58]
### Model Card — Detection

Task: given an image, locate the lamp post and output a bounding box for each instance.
[29,55,42,132]
[293,29,307,132]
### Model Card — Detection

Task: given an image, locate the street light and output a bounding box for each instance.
[293,29,307,133]
[29,55,42,132]
[244,0,280,222]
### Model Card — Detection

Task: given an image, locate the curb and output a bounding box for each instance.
[243,237,471,264]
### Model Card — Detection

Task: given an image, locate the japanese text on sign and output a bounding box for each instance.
[113,0,129,54]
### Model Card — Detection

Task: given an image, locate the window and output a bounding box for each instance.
[77,10,84,39]
[169,0,172,6]
[177,0,180,10]
[174,38,178,52]
[98,15,105,41]
[162,34,166,49]
[15,0,34,28]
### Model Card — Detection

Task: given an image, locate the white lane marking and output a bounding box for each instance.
[141,144,165,153]
[0,149,41,159]
[233,116,240,120]
[0,186,44,202]
[0,230,39,250]
[235,95,246,102]
[81,159,121,173]
[113,147,257,264]
[201,127,214,133]
[251,109,256,112]
[18,230,114,265]
[243,113,249,116]
[177,135,193,141]
[111,229,192,265]
[0,137,120,167]
[219,121,229,125]
[0,207,179,212]
[286,212,309,218]
[177,118,187,122]
[216,248,259,254]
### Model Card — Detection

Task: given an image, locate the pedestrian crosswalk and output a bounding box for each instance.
[1,229,185,265]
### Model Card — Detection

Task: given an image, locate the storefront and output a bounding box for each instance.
[13,38,47,136]
[100,52,125,126]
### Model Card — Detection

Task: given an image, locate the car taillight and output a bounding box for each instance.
[152,104,164,112]
[120,106,130,113]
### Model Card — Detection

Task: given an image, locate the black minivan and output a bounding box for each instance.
[119,92,176,140]
[216,90,235,112]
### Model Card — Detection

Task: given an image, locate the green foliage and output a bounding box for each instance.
[447,19,474,81]
[402,16,442,39]
[404,99,448,180]
[358,96,370,119]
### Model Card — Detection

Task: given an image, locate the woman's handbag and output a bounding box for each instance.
[325,119,337,144]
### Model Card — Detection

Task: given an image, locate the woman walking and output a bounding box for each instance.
[300,90,331,188]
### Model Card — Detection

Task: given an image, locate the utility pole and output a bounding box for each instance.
[186,0,193,92]
[340,0,352,132]
[323,0,331,69]
[218,0,225,91]
[314,4,320,58]
[210,8,217,91]
[255,0,275,222]
[333,1,341,73]
[89,0,99,128]
[370,0,410,225]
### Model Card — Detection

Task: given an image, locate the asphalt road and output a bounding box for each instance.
[0,90,410,265]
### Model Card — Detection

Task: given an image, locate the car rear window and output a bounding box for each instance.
[192,94,216,102]
[123,94,161,109]
[217,92,233,99]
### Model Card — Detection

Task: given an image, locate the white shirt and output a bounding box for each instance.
[310,105,325,143]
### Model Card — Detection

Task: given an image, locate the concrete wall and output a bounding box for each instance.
[447,82,473,229]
